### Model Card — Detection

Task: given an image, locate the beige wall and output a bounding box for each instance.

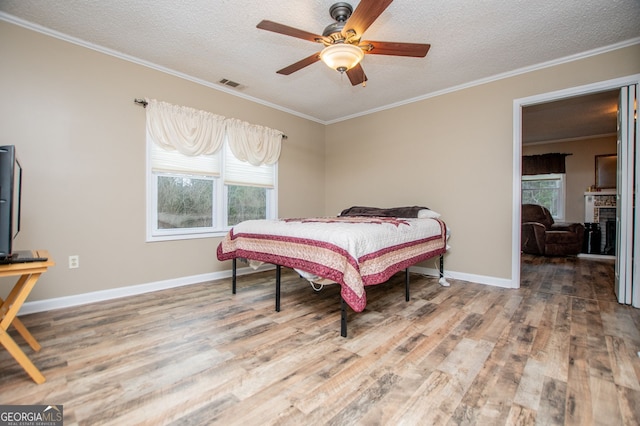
[523,136,617,223]
[325,44,640,280]
[0,21,325,301]
[1,19,639,303]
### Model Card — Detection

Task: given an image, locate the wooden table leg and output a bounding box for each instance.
[0,328,45,384]
[0,274,36,330]
[0,296,41,351]
[0,273,45,383]
[9,316,41,351]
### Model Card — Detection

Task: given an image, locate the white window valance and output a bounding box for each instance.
[225,118,283,166]
[145,99,283,165]
[146,99,226,156]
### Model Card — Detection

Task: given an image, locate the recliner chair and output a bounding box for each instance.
[521,204,585,256]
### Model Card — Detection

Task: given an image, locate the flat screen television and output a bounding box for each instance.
[0,145,22,261]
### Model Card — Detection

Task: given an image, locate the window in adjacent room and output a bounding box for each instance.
[522,173,566,221]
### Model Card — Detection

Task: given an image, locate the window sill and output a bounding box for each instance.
[146,229,229,242]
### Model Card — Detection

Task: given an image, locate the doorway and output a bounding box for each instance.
[521,90,618,227]
[512,74,640,308]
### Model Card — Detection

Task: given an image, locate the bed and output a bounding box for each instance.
[216,206,449,337]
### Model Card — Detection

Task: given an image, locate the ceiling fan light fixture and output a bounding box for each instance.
[319,43,364,73]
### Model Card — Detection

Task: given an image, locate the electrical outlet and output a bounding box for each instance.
[68,255,79,269]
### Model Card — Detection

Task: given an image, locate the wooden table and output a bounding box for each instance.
[0,250,54,384]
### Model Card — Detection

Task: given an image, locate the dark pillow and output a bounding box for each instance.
[339,206,430,218]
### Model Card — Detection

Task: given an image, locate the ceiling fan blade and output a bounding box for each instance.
[346,64,368,86]
[362,40,431,57]
[342,0,394,38]
[276,53,322,75]
[257,20,323,43]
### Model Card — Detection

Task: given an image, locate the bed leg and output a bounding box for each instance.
[405,268,410,301]
[340,297,347,338]
[275,265,281,312]
[232,258,237,294]
[438,254,450,287]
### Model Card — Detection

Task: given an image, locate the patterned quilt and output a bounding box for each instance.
[217,216,447,312]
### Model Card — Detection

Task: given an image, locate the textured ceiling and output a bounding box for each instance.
[0,0,639,126]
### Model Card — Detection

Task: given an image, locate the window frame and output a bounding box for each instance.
[521,173,566,221]
[146,136,278,242]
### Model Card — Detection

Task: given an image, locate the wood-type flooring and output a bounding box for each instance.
[0,254,638,425]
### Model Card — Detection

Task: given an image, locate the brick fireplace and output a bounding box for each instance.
[584,190,616,255]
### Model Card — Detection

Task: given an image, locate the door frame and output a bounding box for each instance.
[512,74,640,288]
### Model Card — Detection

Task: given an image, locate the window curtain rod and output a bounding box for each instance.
[134,98,287,139]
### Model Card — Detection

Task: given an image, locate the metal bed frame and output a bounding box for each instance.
[230,254,446,337]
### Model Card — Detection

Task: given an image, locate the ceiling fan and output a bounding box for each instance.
[256,0,431,86]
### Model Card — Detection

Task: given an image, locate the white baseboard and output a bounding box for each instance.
[19,263,275,315]
[577,253,616,261]
[410,266,515,289]
[20,264,513,315]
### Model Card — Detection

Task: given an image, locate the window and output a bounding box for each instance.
[522,173,566,221]
[222,142,276,226]
[147,136,277,241]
